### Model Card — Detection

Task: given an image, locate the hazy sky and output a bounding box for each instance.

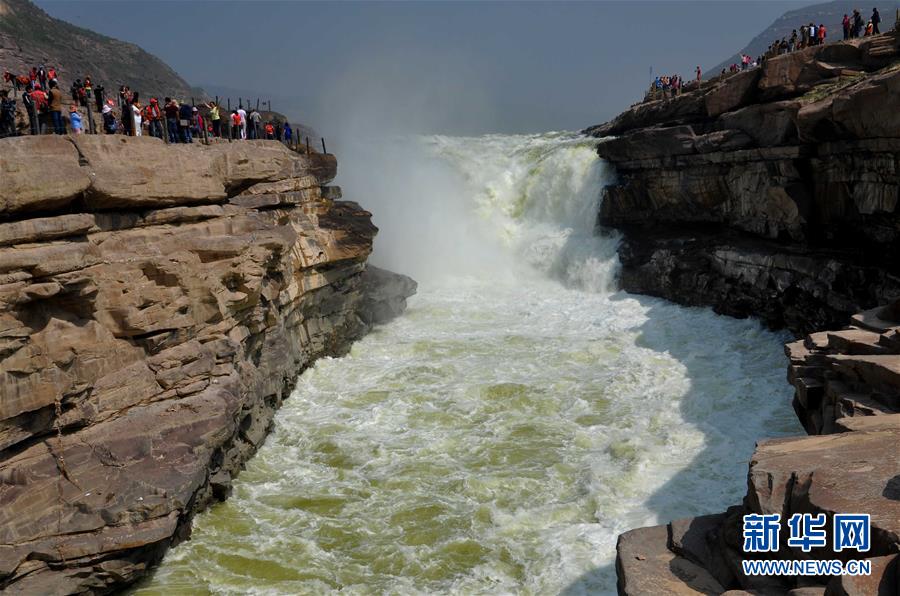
[37,0,820,135]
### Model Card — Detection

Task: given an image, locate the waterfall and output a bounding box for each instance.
[138,133,798,596]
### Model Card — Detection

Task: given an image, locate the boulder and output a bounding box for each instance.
[704,68,761,117]
[825,554,898,596]
[748,430,900,557]
[758,47,839,100]
[596,125,697,161]
[0,135,91,215]
[718,101,800,147]
[0,213,95,246]
[797,67,900,142]
[357,265,418,326]
[616,524,725,595]
[72,136,226,208]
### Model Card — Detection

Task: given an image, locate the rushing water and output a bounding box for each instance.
[137,133,800,595]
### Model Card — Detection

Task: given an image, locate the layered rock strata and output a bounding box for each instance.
[588,33,900,334]
[590,34,900,596]
[0,136,415,593]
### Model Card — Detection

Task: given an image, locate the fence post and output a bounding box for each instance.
[306,136,310,155]
[85,97,95,134]
[321,137,327,154]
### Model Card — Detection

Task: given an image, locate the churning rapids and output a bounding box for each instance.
[137,133,801,595]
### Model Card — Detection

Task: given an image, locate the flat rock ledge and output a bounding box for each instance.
[0,136,416,594]
[616,301,900,595]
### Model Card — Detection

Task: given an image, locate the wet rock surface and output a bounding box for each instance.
[0,136,415,593]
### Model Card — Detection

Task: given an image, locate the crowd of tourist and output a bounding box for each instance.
[0,65,296,145]
[650,74,687,99]
[763,7,882,59]
[644,7,889,102]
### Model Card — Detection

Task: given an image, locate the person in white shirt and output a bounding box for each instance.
[237,106,247,140]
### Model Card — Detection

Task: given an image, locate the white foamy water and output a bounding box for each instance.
[136,133,800,595]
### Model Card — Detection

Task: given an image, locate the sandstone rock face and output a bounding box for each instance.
[0,136,415,593]
[590,32,900,335]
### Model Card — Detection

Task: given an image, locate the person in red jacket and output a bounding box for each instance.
[163,97,179,143]
[145,98,163,139]
[231,110,242,140]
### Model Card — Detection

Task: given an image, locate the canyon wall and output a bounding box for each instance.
[0,136,415,594]
[588,33,900,335]
[587,34,900,595]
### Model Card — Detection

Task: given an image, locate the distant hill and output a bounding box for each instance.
[709,1,900,75]
[0,0,202,100]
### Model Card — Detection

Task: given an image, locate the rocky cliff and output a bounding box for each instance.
[587,32,900,596]
[589,33,900,335]
[0,136,415,593]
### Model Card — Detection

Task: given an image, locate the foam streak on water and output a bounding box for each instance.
[137,133,800,595]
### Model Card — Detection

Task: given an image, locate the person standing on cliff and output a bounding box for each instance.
[101,103,116,134]
[208,101,221,137]
[164,98,179,143]
[178,100,193,143]
[872,7,881,33]
[237,104,247,140]
[695,66,701,87]
[231,110,241,140]
[818,23,827,44]
[21,90,37,135]
[146,98,162,139]
[47,80,64,135]
[69,105,83,134]
[843,14,851,39]
[853,10,864,37]
[249,107,261,139]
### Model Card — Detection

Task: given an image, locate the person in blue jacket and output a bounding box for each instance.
[178,100,193,143]
[69,105,83,134]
